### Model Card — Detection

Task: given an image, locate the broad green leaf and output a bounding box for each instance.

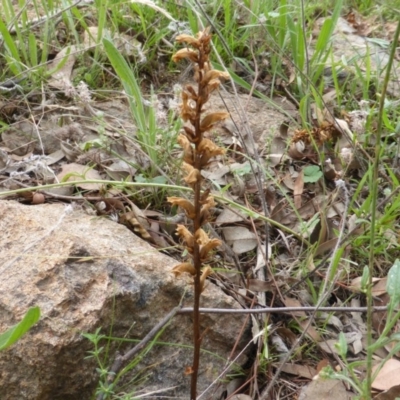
[387,259,400,303]
[151,176,167,184]
[361,265,370,293]
[0,307,40,351]
[335,332,348,359]
[303,165,323,183]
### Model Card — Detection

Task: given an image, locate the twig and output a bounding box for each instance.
[96,304,182,400]
[177,306,388,314]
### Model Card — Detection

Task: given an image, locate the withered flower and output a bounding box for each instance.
[200,196,216,220]
[178,134,194,165]
[194,228,221,260]
[184,366,194,376]
[168,197,196,219]
[195,228,209,245]
[175,34,201,48]
[199,238,221,261]
[185,84,198,99]
[180,91,196,123]
[207,78,224,94]
[197,138,225,167]
[183,126,196,142]
[199,266,213,292]
[200,112,230,133]
[172,48,199,63]
[176,224,195,251]
[199,196,216,223]
[182,162,201,188]
[172,262,196,277]
[201,70,230,87]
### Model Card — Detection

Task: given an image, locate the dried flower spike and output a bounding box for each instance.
[169,27,229,399]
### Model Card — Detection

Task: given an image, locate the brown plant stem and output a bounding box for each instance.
[190,53,206,400]
[191,182,202,399]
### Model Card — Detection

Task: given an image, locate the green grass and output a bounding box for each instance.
[2,0,400,398]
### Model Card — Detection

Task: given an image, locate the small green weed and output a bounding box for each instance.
[321,259,400,398]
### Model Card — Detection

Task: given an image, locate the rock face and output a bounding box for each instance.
[0,200,249,400]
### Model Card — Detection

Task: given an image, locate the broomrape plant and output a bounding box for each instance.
[168,27,230,400]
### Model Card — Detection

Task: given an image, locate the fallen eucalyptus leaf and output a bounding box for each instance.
[372,359,400,391]
[56,163,103,190]
[222,226,257,254]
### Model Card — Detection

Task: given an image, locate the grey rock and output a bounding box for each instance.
[0,200,249,400]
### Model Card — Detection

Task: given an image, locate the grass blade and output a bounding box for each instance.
[0,306,40,351]
[103,37,147,133]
